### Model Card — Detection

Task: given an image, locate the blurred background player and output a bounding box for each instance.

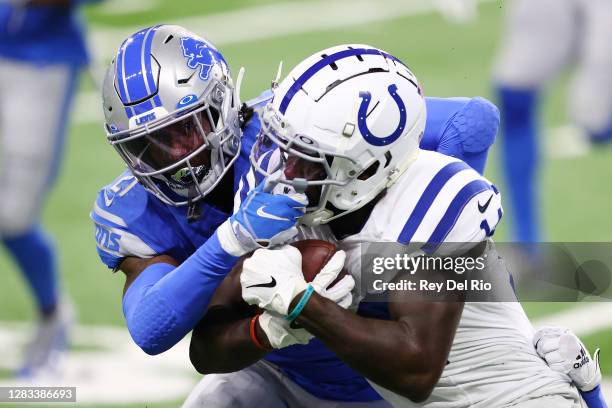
[493,0,612,242]
[0,0,100,377]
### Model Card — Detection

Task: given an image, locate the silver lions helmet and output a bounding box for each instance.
[102,25,241,206]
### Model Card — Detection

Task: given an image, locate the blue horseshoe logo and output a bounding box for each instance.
[358,84,407,146]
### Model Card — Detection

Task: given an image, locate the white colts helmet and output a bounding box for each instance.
[252,44,426,225]
[102,25,241,206]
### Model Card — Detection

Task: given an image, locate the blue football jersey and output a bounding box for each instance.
[0,1,100,66]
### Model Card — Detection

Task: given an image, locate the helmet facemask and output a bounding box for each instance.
[252,104,364,225]
[102,25,243,207]
[107,80,240,206]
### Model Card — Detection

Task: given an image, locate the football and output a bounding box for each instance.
[290,239,346,287]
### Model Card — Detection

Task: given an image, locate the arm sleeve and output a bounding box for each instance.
[122,229,240,355]
[581,385,608,408]
[92,175,242,354]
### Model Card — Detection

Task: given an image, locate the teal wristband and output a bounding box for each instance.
[285,284,314,322]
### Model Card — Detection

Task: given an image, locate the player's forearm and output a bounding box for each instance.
[190,314,269,374]
[293,294,444,402]
[123,231,239,355]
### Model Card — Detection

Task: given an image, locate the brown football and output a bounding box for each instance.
[290,239,346,288]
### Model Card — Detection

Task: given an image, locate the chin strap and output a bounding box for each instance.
[271,61,283,89]
[187,196,202,223]
[234,67,245,106]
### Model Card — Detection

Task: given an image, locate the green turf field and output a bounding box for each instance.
[0,1,610,406]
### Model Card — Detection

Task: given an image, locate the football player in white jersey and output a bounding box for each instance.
[237,45,605,407]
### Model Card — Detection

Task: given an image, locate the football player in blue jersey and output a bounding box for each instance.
[0,0,101,377]
[93,26,502,406]
[493,0,612,243]
[94,24,309,358]
[191,45,606,408]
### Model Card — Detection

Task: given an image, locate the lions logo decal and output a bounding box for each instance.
[180,37,221,81]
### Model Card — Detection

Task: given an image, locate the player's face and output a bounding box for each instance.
[282,153,326,205]
[146,112,213,170]
[122,112,213,173]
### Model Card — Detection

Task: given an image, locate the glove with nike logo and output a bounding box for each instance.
[534,326,602,392]
[241,245,355,316]
[258,311,313,349]
[224,179,308,256]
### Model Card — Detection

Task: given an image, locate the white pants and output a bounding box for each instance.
[0,58,78,235]
[182,360,393,408]
[493,0,612,134]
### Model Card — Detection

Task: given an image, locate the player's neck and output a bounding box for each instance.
[328,190,386,240]
[202,167,235,214]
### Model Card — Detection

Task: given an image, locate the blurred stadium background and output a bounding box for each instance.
[0,0,610,406]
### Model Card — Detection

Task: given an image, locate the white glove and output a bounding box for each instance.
[534,326,602,392]
[241,246,355,315]
[310,250,354,309]
[241,245,307,315]
[258,311,313,349]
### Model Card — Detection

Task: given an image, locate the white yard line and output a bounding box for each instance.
[532,303,612,337]
[0,321,195,405]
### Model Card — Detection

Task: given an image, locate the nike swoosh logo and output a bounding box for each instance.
[478,194,494,213]
[246,276,277,289]
[104,190,115,207]
[256,206,289,221]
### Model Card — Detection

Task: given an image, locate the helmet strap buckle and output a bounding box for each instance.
[187,196,202,223]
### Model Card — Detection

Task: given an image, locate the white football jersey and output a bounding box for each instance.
[302,150,580,407]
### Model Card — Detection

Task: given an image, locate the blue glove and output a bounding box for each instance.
[229,179,307,254]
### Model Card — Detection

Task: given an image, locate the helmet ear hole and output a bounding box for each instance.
[209,106,220,128]
[383,151,392,168]
[358,161,380,181]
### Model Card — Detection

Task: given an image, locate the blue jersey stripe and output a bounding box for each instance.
[423,179,492,253]
[279,47,402,114]
[91,210,126,231]
[397,161,471,244]
[238,174,250,206]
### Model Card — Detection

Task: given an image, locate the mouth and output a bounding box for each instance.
[166,164,211,187]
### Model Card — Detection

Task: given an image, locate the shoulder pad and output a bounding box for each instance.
[451,97,499,154]
[393,152,503,253]
[91,171,171,269]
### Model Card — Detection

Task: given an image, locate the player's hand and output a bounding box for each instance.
[534,326,602,392]
[230,179,307,254]
[258,311,313,349]
[241,246,354,315]
[241,245,307,315]
[311,251,354,309]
